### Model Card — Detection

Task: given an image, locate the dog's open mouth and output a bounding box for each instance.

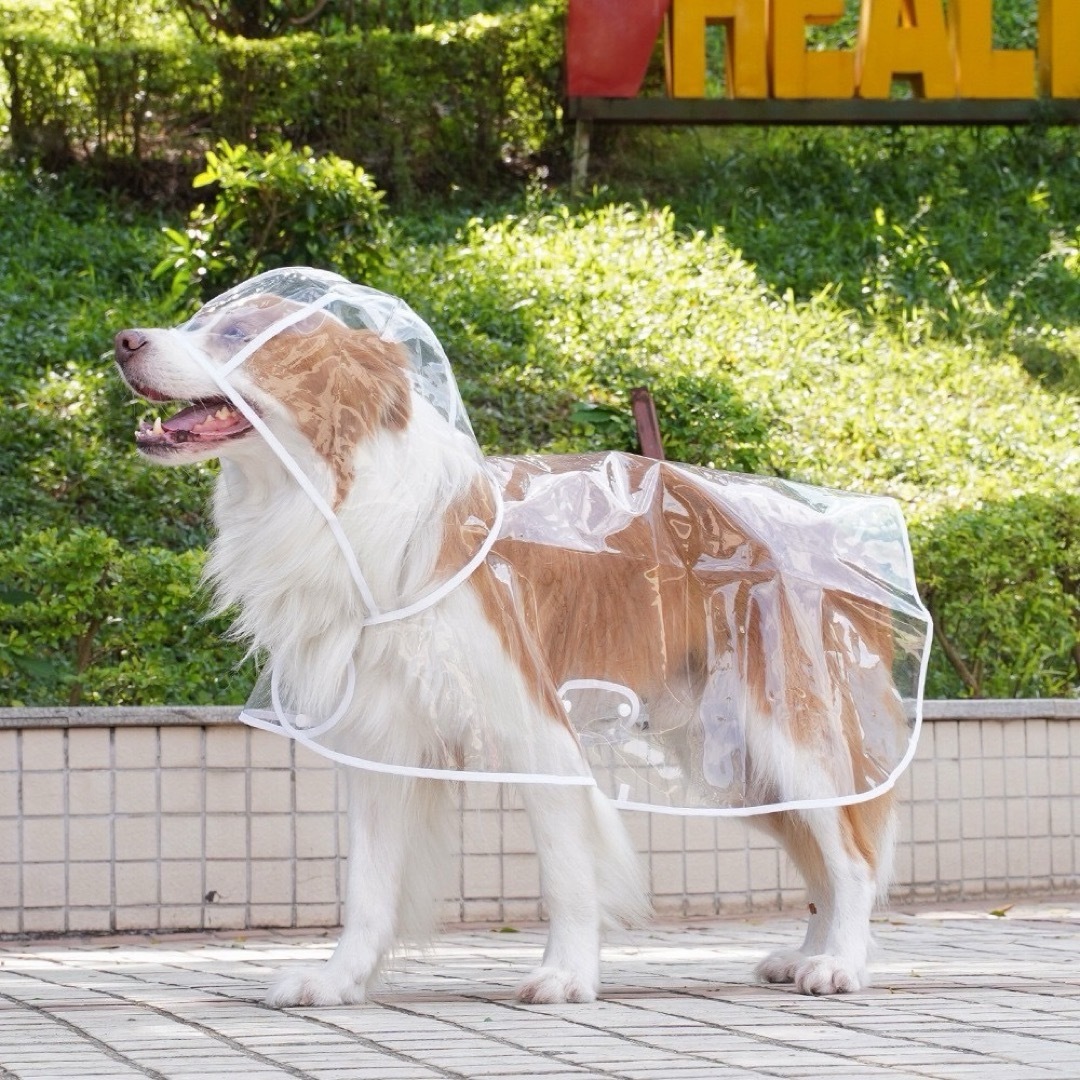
[136,398,255,452]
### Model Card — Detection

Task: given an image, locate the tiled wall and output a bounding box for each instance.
[2,703,1078,936]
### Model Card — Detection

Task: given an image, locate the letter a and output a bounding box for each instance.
[857,0,957,98]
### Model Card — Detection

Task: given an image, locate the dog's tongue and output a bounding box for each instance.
[163,402,249,436]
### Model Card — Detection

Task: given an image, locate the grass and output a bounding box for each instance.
[3,119,1080,703]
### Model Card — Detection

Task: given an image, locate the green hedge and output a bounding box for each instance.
[0,527,247,706]
[0,4,564,197]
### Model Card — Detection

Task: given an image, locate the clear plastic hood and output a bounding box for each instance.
[181,265,476,440]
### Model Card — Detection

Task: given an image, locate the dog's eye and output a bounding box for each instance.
[223,324,253,343]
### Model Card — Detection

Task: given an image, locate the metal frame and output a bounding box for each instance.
[567,95,1080,191]
[567,96,1080,125]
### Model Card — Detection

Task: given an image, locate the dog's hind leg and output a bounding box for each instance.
[517,781,647,1005]
[265,770,450,1007]
[755,793,897,995]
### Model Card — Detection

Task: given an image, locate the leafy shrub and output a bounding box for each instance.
[172,0,530,38]
[0,3,565,196]
[0,527,247,706]
[916,495,1080,698]
[155,139,387,306]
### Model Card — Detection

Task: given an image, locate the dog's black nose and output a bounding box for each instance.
[114,329,148,363]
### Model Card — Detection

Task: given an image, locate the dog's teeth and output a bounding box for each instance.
[216,406,232,420]
[153,417,164,436]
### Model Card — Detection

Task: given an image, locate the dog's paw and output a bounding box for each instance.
[516,966,598,1005]
[755,948,804,985]
[265,965,368,1008]
[791,954,866,996]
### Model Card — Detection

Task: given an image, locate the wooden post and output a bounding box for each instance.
[631,387,665,459]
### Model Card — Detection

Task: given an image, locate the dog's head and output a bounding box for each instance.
[115,274,422,504]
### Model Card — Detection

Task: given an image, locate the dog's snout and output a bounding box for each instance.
[114,329,149,364]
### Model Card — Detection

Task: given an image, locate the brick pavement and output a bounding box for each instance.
[1,900,1077,1080]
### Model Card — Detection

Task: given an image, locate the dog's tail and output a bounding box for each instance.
[589,787,651,930]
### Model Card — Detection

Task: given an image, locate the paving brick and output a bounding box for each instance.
[0,900,1077,1080]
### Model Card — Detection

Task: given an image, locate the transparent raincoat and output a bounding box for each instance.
[172,268,932,816]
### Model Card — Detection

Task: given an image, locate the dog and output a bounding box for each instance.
[114,268,928,1006]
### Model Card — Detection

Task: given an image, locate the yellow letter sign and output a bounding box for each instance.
[1038,0,1080,97]
[948,0,1034,97]
[857,0,955,97]
[770,0,856,98]
[670,0,768,98]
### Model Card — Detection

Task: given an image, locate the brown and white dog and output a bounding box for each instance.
[115,278,919,1006]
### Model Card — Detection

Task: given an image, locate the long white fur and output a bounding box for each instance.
[116,319,895,1005]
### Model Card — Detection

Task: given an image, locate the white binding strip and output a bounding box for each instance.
[240,706,597,786]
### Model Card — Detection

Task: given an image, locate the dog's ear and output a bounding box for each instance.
[248,318,412,505]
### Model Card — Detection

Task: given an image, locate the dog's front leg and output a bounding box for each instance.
[266,770,407,1007]
[516,785,604,1004]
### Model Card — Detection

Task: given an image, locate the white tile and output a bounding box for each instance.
[21,730,66,770]
[161,860,207,906]
[21,772,66,816]
[160,727,203,768]
[684,851,718,895]
[69,861,112,907]
[21,907,65,933]
[22,817,65,862]
[22,862,66,907]
[295,815,339,859]
[295,860,339,905]
[114,770,158,814]
[205,770,247,813]
[503,853,540,900]
[462,852,501,899]
[67,907,113,933]
[204,904,246,930]
[204,860,248,905]
[114,861,159,906]
[294,770,338,813]
[1025,718,1049,756]
[294,902,340,927]
[68,770,112,815]
[250,732,294,768]
[115,905,161,931]
[205,815,249,860]
[161,769,204,814]
[251,815,295,859]
[114,816,160,862]
[250,770,293,813]
[1002,721,1027,757]
[649,851,685,895]
[0,818,19,864]
[205,726,248,768]
[158,905,204,930]
[114,728,159,769]
[161,815,205,860]
[0,862,20,906]
[67,728,111,770]
[0,730,18,771]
